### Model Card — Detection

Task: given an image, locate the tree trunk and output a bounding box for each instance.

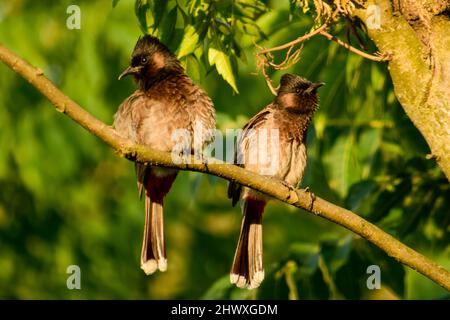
[354,0,450,181]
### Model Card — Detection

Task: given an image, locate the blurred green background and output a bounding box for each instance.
[0,0,448,299]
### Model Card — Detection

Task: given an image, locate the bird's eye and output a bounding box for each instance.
[295,88,301,94]
[141,57,148,64]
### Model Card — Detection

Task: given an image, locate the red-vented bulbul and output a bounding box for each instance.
[228,73,323,289]
[114,35,216,274]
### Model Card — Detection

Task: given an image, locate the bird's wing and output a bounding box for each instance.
[227,105,274,206]
[187,84,216,151]
[241,107,273,137]
[113,91,145,142]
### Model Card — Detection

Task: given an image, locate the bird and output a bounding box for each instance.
[227,73,323,289]
[113,35,216,275]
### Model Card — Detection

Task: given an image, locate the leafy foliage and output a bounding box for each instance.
[128,0,267,92]
[0,0,448,299]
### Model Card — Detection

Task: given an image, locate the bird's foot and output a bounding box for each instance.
[303,187,316,211]
[173,148,190,165]
[194,150,207,164]
[282,181,299,204]
[193,150,211,171]
[124,148,138,161]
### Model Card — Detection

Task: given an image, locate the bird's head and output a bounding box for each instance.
[118,35,182,86]
[277,74,324,113]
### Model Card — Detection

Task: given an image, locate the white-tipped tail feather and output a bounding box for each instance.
[141,258,167,275]
[230,199,266,289]
[230,265,265,289]
[140,194,167,275]
[230,273,239,284]
[141,259,158,275]
[158,258,167,271]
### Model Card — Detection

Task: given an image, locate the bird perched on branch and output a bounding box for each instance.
[114,35,216,275]
[228,74,323,289]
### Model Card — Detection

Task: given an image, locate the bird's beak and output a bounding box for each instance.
[118,66,142,80]
[306,82,325,94]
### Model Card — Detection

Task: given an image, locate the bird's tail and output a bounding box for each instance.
[140,170,177,275]
[230,198,266,289]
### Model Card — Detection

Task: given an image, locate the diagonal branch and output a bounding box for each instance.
[257,24,328,56]
[318,30,389,61]
[1,43,449,291]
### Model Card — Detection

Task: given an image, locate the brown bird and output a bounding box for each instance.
[114,35,216,274]
[228,74,323,289]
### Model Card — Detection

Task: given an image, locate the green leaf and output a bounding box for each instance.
[321,235,353,273]
[346,180,377,212]
[158,6,178,45]
[256,8,287,36]
[325,131,361,197]
[112,0,120,8]
[201,275,232,299]
[182,55,202,84]
[371,64,385,91]
[357,128,381,178]
[135,0,150,33]
[345,54,363,89]
[289,242,321,275]
[369,178,411,223]
[152,0,169,30]
[177,25,199,58]
[176,2,190,25]
[208,47,239,93]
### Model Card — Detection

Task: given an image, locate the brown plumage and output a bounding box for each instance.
[114,35,216,275]
[228,73,323,289]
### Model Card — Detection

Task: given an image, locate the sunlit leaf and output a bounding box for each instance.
[208,47,239,93]
[182,55,202,84]
[177,25,199,58]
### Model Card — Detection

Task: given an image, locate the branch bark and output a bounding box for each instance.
[1,43,449,291]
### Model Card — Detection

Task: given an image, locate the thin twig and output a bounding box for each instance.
[258,24,328,55]
[0,44,449,291]
[261,65,278,96]
[319,30,389,61]
[256,25,327,95]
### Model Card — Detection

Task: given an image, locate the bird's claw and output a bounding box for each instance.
[282,181,299,204]
[124,149,138,161]
[303,187,316,211]
[195,152,205,163]
[174,148,190,165]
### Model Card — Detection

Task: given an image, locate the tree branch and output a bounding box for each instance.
[1,43,449,291]
[257,24,328,56]
[318,30,389,62]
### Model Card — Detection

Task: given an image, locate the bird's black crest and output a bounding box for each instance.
[279,74,311,92]
[133,35,173,57]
